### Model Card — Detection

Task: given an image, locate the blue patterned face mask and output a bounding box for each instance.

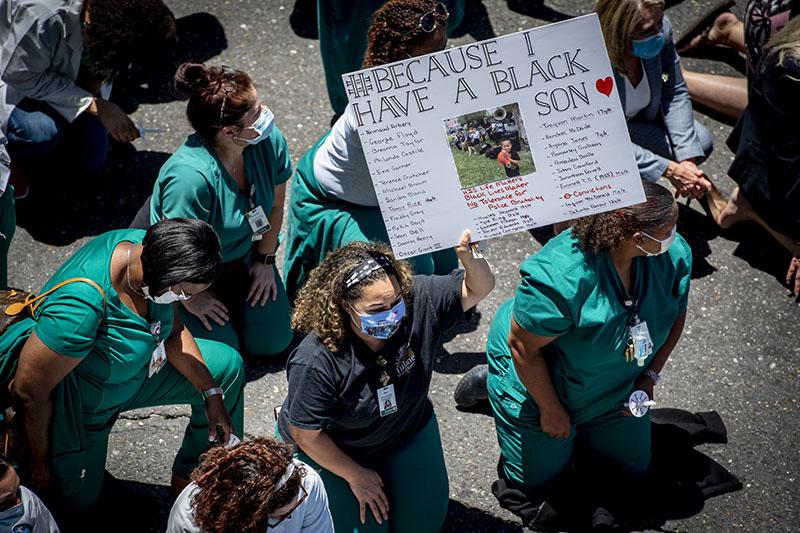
[349,298,406,339]
[631,33,665,59]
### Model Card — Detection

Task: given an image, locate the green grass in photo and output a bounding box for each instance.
[450,146,536,189]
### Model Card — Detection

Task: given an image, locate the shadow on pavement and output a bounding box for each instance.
[434,350,487,374]
[16,148,168,246]
[451,0,497,41]
[676,202,718,279]
[505,0,572,22]
[445,499,522,532]
[112,12,228,112]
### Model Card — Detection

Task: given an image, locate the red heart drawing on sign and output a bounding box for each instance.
[595,76,613,97]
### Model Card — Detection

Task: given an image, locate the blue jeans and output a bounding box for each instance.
[6,99,108,174]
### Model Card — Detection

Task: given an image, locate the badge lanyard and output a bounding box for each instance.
[621,291,653,367]
[148,320,167,378]
[376,355,398,417]
[245,182,271,241]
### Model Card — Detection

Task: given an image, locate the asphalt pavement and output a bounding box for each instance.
[6,0,799,531]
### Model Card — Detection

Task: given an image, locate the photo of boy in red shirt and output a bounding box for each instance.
[497,138,521,177]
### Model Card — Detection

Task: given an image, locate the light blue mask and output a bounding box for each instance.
[350,298,406,339]
[631,33,665,59]
[239,105,274,145]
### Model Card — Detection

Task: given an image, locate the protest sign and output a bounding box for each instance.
[343,14,644,259]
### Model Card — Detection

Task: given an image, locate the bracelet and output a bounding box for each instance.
[254,252,277,265]
[201,386,224,401]
[643,368,661,386]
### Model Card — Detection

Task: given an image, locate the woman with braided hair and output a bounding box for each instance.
[167,437,333,532]
[277,230,493,532]
[283,0,460,303]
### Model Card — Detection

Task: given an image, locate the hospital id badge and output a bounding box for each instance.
[377,384,398,417]
[246,206,270,241]
[630,321,653,366]
[148,341,167,378]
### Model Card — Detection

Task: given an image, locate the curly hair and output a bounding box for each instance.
[190,437,305,532]
[174,63,256,142]
[363,0,447,68]
[293,242,415,353]
[82,0,177,79]
[571,181,676,254]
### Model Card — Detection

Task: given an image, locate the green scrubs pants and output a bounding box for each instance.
[53,338,245,511]
[486,301,651,493]
[180,264,293,358]
[286,414,449,533]
[319,0,465,115]
[283,135,458,301]
[0,186,15,289]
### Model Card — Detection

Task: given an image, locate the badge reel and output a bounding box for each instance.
[625,389,656,417]
[148,321,167,378]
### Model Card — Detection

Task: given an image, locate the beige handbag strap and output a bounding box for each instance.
[4,277,107,317]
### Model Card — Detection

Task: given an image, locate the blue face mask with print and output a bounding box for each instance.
[350,298,406,339]
[631,33,665,59]
[239,105,274,145]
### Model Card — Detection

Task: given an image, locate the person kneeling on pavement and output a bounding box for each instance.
[168,437,333,533]
[277,232,494,532]
[487,182,691,526]
[0,218,244,517]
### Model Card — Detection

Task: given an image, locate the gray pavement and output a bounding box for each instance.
[7,0,800,531]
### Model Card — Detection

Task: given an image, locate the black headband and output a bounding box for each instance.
[344,255,395,290]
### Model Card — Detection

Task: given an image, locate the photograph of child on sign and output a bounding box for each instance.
[444,103,535,189]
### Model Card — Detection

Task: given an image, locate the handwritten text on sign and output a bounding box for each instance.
[344,14,644,259]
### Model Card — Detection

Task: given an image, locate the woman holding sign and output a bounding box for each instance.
[277,231,493,532]
[150,63,293,358]
[597,0,714,198]
[283,0,459,301]
[486,182,690,501]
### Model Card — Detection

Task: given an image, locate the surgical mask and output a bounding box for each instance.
[637,226,676,257]
[141,285,191,305]
[349,298,406,339]
[238,105,274,145]
[631,33,665,59]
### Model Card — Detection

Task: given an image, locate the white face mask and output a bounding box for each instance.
[235,105,274,145]
[141,285,191,305]
[637,226,676,257]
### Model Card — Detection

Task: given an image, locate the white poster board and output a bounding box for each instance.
[343,14,644,259]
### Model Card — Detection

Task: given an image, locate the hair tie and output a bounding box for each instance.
[343,255,395,290]
[272,461,295,494]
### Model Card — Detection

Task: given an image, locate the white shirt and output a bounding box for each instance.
[0,0,94,192]
[313,103,379,207]
[623,64,651,119]
[166,459,334,533]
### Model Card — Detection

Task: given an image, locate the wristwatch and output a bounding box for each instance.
[644,368,661,386]
[201,387,225,401]
[254,252,277,265]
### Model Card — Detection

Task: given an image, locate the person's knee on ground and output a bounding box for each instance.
[6,106,66,160]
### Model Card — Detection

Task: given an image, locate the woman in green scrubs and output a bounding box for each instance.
[284,0,459,302]
[0,218,244,514]
[151,63,293,358]
[487,182,691,498]
[317,0,463,117]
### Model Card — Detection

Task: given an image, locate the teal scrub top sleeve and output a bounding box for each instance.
[267,126,294,184]
[513,260,575,338]
[672,235,692,312]
[33,283,105,359]
[151,164,214,224]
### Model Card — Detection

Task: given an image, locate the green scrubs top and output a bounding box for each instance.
[150,128,293,262]
[33,228,174,415]
[509,229,691,423]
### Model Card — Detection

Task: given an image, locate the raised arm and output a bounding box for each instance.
[456,230,495,312]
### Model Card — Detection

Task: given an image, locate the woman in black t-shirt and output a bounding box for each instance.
[277,231,494,532]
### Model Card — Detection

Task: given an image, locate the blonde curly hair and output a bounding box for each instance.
[292,242,415,353]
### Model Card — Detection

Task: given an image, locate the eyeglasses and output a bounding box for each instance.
[266,484,308,528]
[402,2,449,36]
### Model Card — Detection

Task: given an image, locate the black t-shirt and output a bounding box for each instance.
[278,271,466,464]
[504,149,521,177]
